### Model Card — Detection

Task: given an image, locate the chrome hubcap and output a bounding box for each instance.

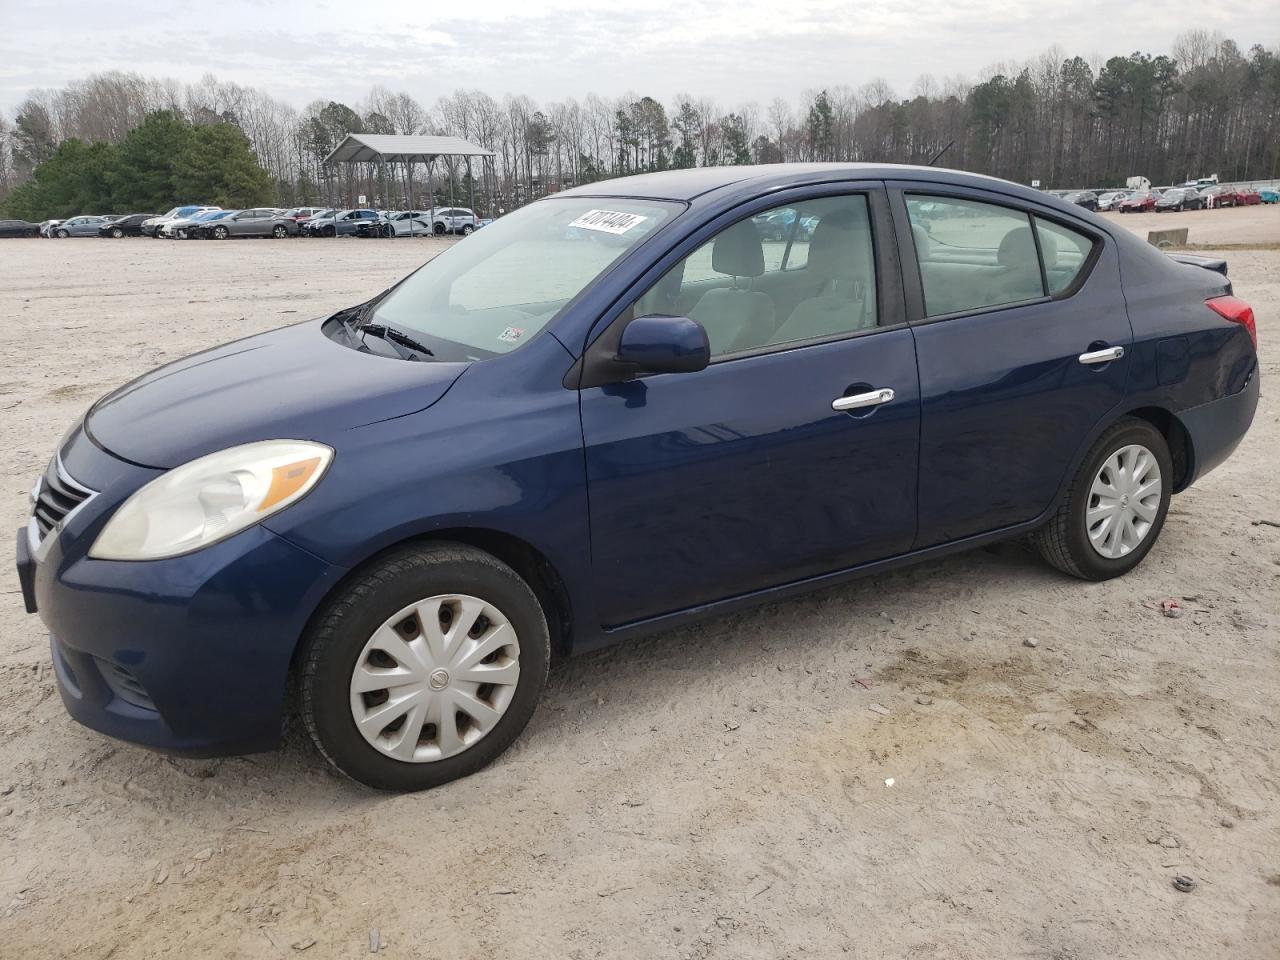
[1087,444,1161,559]
[349,594,521,763]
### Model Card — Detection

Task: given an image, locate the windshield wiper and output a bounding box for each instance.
[360,323,435,358]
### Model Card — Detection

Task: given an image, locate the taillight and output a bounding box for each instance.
[1206,295,1257,348]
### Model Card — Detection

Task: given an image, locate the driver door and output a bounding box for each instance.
[579,187,921,627]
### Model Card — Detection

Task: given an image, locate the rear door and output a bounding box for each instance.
[889,183,1132,547]
[580,184,921,627]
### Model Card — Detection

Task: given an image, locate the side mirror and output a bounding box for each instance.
[615,315,710,375]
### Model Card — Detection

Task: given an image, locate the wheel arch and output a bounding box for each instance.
[289,527,575,679]
[1121,405,1193,493]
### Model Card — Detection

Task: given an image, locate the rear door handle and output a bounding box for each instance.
[1078,346,1124,365]
[832,387,895,411]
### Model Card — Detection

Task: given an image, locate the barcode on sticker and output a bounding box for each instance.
[567,209,648,235]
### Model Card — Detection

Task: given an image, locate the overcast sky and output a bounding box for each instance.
[1,0,1276,116]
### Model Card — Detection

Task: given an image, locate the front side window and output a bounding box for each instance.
[368,197,679,360]
[633,194,878,358]
[906,195,1045,317]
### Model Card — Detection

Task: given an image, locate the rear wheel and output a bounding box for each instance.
[433,221,446,235]
[301,543,550,791]
[272,224,287,238]
[1036,418,1171,580]
[460,224,474,236]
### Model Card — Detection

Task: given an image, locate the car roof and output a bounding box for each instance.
[556,163,1068,207]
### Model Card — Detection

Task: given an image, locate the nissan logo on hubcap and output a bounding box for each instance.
[428,669,450,690]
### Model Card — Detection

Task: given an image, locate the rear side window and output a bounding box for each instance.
[1034,217,1094,295]
[906,195,1045,317]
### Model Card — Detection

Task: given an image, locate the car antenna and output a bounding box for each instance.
[927,140,955,166]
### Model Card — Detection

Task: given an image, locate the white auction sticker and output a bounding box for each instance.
[567,209,648,235]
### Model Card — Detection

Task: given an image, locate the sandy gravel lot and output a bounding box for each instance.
[1,224,1277,959]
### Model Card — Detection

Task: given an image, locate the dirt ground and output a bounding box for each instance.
[1,216,1278,959]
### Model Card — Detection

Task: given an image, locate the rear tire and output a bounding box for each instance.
[300,543,550,792]
[1036,418,1171,581]
[273,224,287,238]
[460,224,474,236]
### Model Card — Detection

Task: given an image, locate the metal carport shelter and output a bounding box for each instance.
[323,133,497,234]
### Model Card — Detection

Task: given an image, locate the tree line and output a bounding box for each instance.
[1,30,1276,221]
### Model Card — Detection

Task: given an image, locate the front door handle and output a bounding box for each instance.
[832,387,895,411]
[1078,346,1124,365]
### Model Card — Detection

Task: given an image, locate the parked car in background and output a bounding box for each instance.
[1155,188,1206,212]
[19,164,1259,792]
[0,219,40,238]
[1200,185,1237,209]
[305,208,381,237]
[1118,191,1158,213]
[39,219,63,237]
[1232,186,1262,206]
[430,207,478,235]
[1096,191,1128,212]
[386,211,434,236]
[98,213,158,237]
[1258,187,1279,204]
[299,210,337,235]
[198,208,299,239]
[1062,191,1098,211]
[284,207,327,223]
[52,215,107,238]
[161,209,232,239]
[142,206,220,237]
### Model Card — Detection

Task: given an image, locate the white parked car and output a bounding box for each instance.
[429,207,478,235]
[386,211,434,236]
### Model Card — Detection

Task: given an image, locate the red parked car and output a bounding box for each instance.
[1231,187,1262,206]
[1117,191,1157,213]
[1201,186,1238,208]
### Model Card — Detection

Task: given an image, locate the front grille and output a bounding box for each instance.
[31,457,93,541]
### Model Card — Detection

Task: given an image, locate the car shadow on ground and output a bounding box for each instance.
[130,537,1057,810]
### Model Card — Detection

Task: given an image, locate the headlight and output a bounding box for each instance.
[90,440,332,560]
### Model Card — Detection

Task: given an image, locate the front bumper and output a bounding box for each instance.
[21,430,345,755]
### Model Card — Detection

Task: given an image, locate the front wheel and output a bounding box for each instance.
[212,225,228,240]
[56,229,69,238]
[111,227,124,238]
[1036,418,1171,580]
[300,543,550,791]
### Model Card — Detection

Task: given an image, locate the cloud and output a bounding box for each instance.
[2,0,1275,114]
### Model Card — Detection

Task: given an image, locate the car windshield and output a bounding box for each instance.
[367,197,681,361]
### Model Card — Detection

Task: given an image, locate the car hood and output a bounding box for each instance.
[86,319,468,468]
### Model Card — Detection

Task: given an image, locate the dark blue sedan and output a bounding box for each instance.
[18,164,1259,791]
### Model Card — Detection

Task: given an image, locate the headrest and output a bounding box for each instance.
[911,224,932,260]
[1036,228,1057,269]
[712,221,766,277]
[806,209,870,279]
[997,227,1039,271]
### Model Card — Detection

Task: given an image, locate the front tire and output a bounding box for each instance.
[111,226,124,238]
[212,225,228,240]
[300,543,550,791]
[56,229,69,238]
[1036,418,1171,580]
